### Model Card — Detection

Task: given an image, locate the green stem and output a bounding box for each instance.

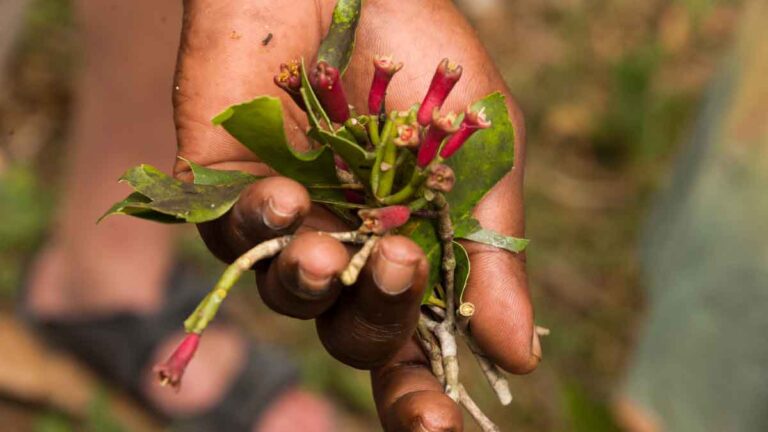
[379,169,426,205]
[343,118,370,146]
[408,197,429,211]
[370,115,394,194]
[367,115,380,147]
[183,231,370,334]
[377,139,398,197]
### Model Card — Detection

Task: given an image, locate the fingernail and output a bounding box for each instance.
[372,243,417,295]
[262,197,298,230]
[531,331,542,361]
[296,267,333,298]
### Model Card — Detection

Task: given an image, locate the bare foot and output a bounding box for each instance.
[26,245,336,432]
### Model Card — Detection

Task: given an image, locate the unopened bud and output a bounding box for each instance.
[368,55,403,115]
[440,106,491,159]
[358,205,411,234]
[425,164,455,192]
[416,58,463,126]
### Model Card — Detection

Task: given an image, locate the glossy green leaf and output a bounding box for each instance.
[453,241,471,302]
[317,0,362,75]
[300,58,333,131]
[398,218,442,300]
[445,92,516,223]
[100,165,252,223]
[212,96,343,202]
[453,216,529,253]
[100,192,185,224]
[463,229,529,253]
[407,92,517,303]
[316,129,374,182]
[180,157,258,186]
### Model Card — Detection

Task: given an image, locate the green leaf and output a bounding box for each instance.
[453,241,471,303]
[180,157,258,186]
[399,218,442,301]
[317,0,362,75]
[407,92,517,303]
[212,96,343,201]
[100,192,185,223]
[300,58,333,131]
[463,229,529,253]
[316,129,374,182]
[101,165,253,223]
[445,92,516,223]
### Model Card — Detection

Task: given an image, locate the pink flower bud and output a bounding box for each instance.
[153,333,200,392]
[368,55,403,115]
[440,106,492,159]
[417,110,458,168]
[426,164,456,192]
[359,205,411,234]
[273,60,306,110]
[416,59,463,126]
[309,61,351,123]
[393,123,420,148]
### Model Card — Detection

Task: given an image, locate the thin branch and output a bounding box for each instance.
[184,231,369,334]
[457,324,513,405]
[434,192,460,400]
[340,235,379,285]
[459,384,501,432]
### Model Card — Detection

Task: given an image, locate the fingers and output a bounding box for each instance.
[315,236,428,369]
[257,232,349,319]
[372,339,463,432]
[198,176,311,263]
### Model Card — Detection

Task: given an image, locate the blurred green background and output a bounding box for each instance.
[0,0,744,430]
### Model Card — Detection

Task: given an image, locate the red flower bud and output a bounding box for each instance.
[273,60,306,110]
[359,205,411,234]
[417,110,458,168]
[416,59,463,126]
[153,333,200,391]
[309,61,351,123]
[368,55,403,115]
[426,164,456,192]
[393,122,420,148]
[440,106,492,159]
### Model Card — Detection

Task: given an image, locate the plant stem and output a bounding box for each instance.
[340,235,379,285]
[378,169,426,205]
[370,114,394,194]
[419,313,501,432]
[367,114,380,147]
[184,231,370,334]
[457,323,513,405]
[433,192,460,400]
[458,384,501,432]
[376,137,398,197]
[184,235,293,334]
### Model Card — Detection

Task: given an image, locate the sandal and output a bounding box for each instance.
[19,262,299,431]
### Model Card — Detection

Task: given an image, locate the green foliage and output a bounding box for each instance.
[100,164,255,223]
[212,97,342,201]
[317,0,362,75]
[402,92,522,299]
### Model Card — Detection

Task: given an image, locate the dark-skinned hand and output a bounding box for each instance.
[173,1,539,430]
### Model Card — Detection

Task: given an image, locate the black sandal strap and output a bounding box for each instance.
[25,264,206,396]
[20,263,298,429]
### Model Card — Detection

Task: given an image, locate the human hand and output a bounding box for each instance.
[173,0,539,430]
